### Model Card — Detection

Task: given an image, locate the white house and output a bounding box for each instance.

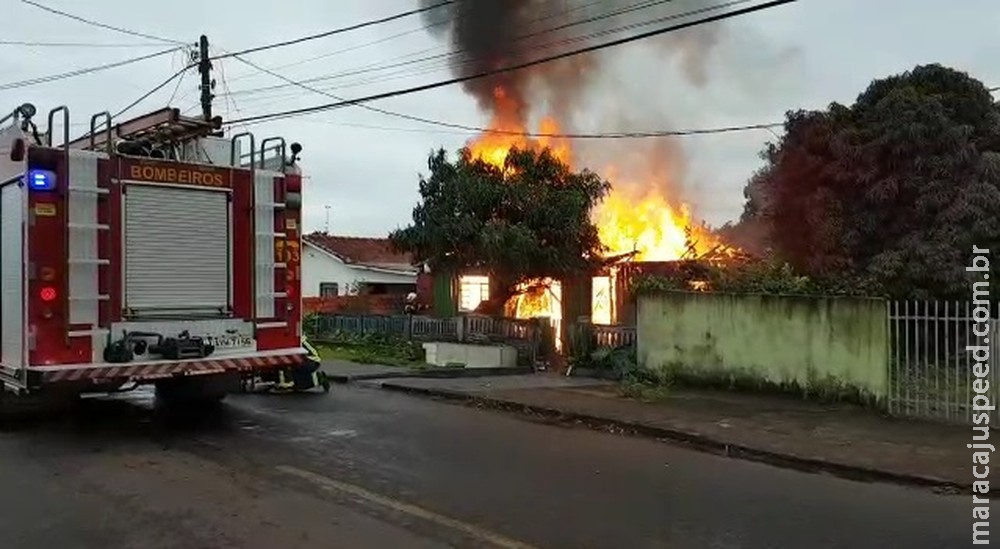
[302,233,419,297]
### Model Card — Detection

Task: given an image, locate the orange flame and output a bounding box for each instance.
[465,86,738,325]
[468,114,725,262]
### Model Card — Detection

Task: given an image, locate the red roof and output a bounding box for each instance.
[304,233,415,271]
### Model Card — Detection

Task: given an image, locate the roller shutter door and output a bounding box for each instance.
[1,183,24,367]
[124,184,230,314]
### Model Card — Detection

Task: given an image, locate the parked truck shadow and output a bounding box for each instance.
[0,387,244,440]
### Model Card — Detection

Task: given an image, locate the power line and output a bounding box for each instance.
[227,1,758,137]
[166,66,190,105]
[214,54,250,133]
[223,0,686,99]
[222,0,738,108]
[20,0,186,45]
[114,64,193,119]
[209,0,454,61]
[69,62,195,144]
[303,117,782,139]
[0,39,167,48]
[227,0,752,107]
[218,0,633,89]
[225,0,800,126]
[0,47,181,91]
[229,0,754,116]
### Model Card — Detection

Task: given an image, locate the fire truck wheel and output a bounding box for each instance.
[154,373,238,408]
[0,388,78,426]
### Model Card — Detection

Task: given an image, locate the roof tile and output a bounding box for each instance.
[304,233,415,271]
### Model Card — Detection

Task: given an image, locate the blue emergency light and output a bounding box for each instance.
[26,169,56,191]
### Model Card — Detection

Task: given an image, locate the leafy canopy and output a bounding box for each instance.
[390,146,610,297]
[740,63,1000,299]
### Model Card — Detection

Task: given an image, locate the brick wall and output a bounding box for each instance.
[303,294,405,315]
[416,272,433,302]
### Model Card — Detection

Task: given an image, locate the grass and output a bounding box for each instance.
[313,334,427,368]
[316,345,420,367]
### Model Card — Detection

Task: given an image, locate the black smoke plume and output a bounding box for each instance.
[418,0,725,125]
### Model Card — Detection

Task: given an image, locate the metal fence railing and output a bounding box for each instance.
[592,324,637,349]
[305,313,546,367]
[888,300,1000,425]
[565,322,636,367]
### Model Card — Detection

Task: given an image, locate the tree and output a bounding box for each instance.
[741,63,1000,299]
[390,146,611,313]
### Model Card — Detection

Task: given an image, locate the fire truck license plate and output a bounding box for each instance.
[209,335,253,350]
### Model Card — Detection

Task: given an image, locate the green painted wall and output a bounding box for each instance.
[636,292,889,400]
[432,271,458,317]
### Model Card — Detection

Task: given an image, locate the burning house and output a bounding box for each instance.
[421,0,741,327]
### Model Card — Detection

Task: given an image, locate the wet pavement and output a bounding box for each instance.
[0,385,968,548]
[372,374,968,488]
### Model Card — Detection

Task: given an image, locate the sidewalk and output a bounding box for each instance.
[373,375,968,493]
[322,359,532,383]
[322,360,412,382]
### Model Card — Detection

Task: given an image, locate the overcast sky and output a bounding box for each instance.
[2,0,997,235]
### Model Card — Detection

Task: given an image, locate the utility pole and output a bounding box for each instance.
[198,35,213,122]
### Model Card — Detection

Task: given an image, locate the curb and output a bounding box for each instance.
[329,367,534,384]
[379,382,967,495]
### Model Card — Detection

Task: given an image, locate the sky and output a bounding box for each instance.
[1,0,997,236]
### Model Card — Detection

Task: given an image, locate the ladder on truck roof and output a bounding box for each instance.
[65,107,221,153]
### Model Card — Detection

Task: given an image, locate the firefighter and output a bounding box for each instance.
[274,335,329,393]
[403,292,426,314]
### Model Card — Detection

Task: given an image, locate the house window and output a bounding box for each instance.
[319,282,339,297]
[459,275,490,312]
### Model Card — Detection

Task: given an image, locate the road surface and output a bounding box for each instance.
[0,385,968,548]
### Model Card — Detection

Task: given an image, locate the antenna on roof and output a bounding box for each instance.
[324,205,331,234]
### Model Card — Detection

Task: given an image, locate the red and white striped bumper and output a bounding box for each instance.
[31,351,305,384]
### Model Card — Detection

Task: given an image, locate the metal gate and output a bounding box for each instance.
[888,300,1000,425]
[123,183,231,315]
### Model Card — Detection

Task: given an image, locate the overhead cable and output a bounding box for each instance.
[209,0,454,61]
[224,0,801,126]
[20,0,187,45]
[0,47,182,91]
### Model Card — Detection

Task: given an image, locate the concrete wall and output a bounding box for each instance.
[423,342,518,369]
[637,292,889,400]
[302,243,416,297]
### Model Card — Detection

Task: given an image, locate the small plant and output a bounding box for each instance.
[587,346,638,378]
[619,364,675,402]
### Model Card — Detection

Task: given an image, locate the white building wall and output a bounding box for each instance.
[302,243,416,297]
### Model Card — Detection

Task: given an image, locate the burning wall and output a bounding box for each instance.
[422,0,739,323]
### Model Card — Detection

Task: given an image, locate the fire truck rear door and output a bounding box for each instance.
[123,183,231,316]
[0,180,24,368]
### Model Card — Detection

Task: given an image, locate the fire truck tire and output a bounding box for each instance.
[154,373,239,407]
[0,388,78,426]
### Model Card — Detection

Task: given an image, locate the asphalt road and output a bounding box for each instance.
[0,385,969,549]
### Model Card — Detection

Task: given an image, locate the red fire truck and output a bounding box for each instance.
[0,103,306,406]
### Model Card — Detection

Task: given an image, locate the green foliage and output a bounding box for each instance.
[617,363,675,402]
[630,256,874,297]
[303,312,320,334]
[315,331,425,366]
[740,63,1000,300]
[389,147,611,302]
[585,346,638,376]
